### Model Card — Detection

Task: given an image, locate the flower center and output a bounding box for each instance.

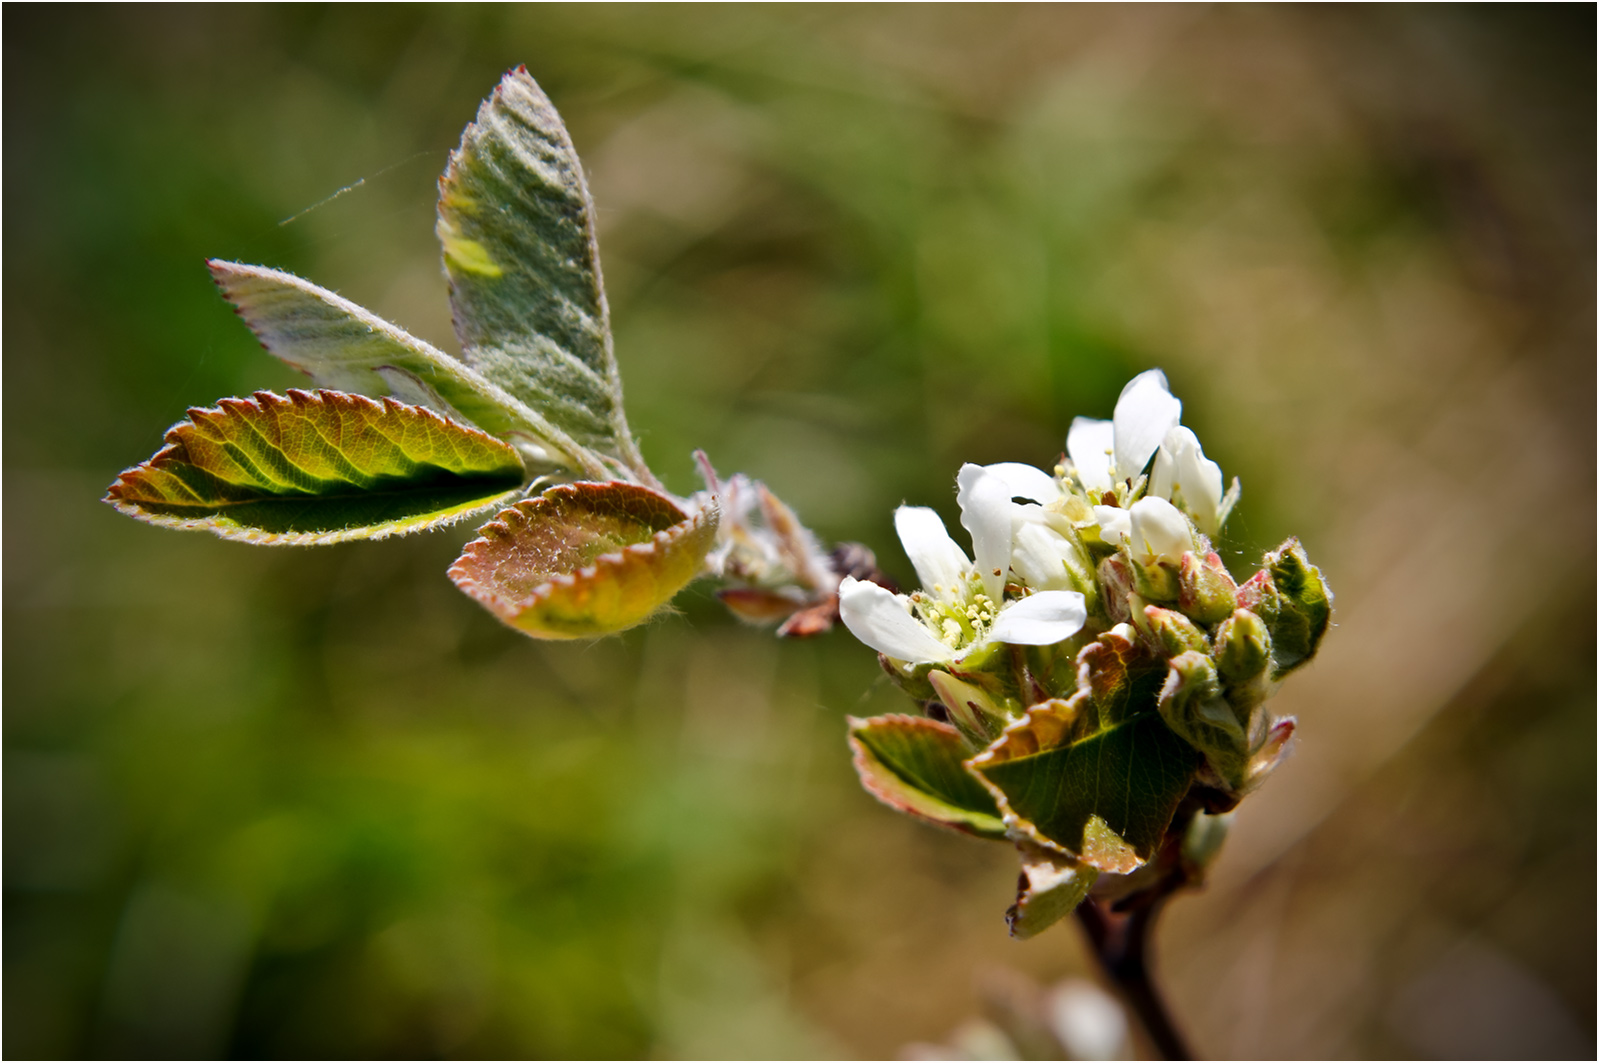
[910,570,999,650]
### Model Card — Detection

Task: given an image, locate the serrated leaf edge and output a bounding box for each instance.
[104,388,528,546]
[447,484,717,636]
[208,260,617,482]
[847,713,1007,840]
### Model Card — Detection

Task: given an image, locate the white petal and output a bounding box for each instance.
[894,506,971,597]
[979,462,1062,504]
[956,465,1012,601]
[1128,496,1192,565]
[1149,427,1179,501]
[986,591,1087,646]
[1171,426,1224,535]
[837,577,956,664]
[1094,505,1131,545]
[1113,370,1182,483]
[1067,418,1115,496]
[1011,521,1073,591]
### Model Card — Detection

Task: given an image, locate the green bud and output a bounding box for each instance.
[1143,605,1208,658]
[1178,550,1238,625]
[1234,569,1279,624]
[1214,608,1271,683]
[1263,538,1331,677]
[1130,556,1180,603]
[1157,651,1251,791]
[927,669,1011,746]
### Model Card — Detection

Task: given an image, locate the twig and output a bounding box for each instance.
[1075,892,1193,1060]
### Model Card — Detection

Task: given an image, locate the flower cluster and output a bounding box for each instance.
[841,370,1330,938]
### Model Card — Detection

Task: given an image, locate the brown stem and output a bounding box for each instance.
[1075,893,1193,1060]
[1073,788,1227,1060]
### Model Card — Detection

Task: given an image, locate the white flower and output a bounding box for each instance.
[837,494,1087,666]
[1067,369,1182,494]
[1095,496,1194,567]
[1149,426,1225,536]
[1068,370,1237,537]
[955,462,1062,601]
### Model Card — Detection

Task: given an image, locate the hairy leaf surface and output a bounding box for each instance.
[209,260,611,479]
[438,67,646,478]
[847,714,1007,839]
[449,482,716,639]
[105,390,527,544]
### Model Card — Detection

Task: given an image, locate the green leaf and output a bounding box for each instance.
[448,481,717,639]
[105,389,527,544]
[1264,537,1332,677]
[438,67,647,480]
[972,707,1199,873]
[847,714,1007,840]
[208,260,613,481]
[1006,841,1098,939]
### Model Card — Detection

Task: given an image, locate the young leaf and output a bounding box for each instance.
[448,481,717,639]
[438,67,649,481]
[1006,841,1099,939]
[208,260,612,480]
[105,389,527,544]
[847,714,1007,839]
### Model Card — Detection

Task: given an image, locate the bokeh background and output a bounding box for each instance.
[5,6,1593,1059]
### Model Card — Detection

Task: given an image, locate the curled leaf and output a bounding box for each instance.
[104,389,527,544]
[449,481,717,639]
[847,714,1007,839]
[1006,840,1099,939]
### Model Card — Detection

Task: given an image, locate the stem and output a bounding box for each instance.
[1073,787,1231,1060]
[1075,893,1194,1060]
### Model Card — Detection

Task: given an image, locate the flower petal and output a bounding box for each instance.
[956,464,1012,601]
[1094,505,1131,545]
[894,505,971,598]
[1113,370,1182,483]
[1011,520,1075,591]
[837,576,956,664]
[1128,496,1193,566]
[980,462,1062,504]
[1067,417,1115,496]
[985,591,1087,646]
[1170,426,1224,535]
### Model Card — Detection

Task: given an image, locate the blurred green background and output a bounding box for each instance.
[5,6,1593,1059]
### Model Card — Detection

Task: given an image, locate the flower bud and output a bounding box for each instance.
[1234,568,1278,621]
[1214,608,1271,683]
[1178,550,1237,625]
[1157,650,1252,791]
[1143,605,1208,658]
[928,669,1012,745]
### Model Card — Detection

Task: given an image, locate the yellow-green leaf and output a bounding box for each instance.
[105,389,527,544]
[448,482,717,639]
